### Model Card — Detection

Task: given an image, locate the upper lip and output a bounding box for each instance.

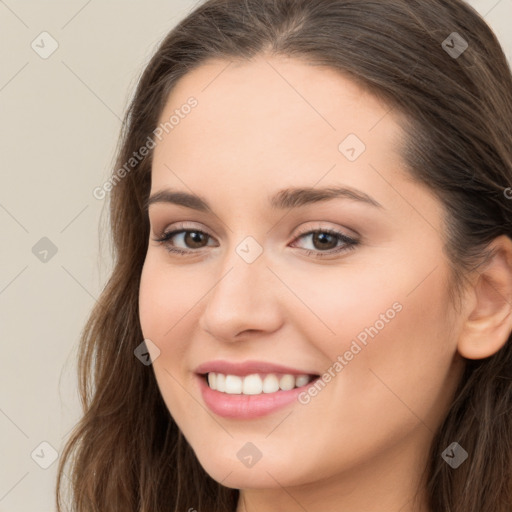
[195,360,319,377]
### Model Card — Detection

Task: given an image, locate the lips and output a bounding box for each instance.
[194,360,321,418]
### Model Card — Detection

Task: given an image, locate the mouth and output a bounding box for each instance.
[194,360,322,418]
[201,372,319,395]
[196,371,321,418]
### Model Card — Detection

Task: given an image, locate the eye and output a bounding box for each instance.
[290,227,359,259]
[152,223,216,255]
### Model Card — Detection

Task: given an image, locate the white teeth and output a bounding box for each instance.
[262,374,279,393]
[225,375,243,394]
[216,373,226,392]
[242,374,263,395]
[279,374,295,391]
[206,372,315,394]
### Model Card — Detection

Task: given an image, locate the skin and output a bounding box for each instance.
[138,54,512,512]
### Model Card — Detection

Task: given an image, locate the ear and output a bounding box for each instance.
[458,235,512,359]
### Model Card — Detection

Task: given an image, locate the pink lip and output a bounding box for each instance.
[194,359,318,377]
[196,373,319,419]
[194,360,320,419]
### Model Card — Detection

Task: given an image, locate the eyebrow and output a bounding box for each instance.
[144,185,383,212]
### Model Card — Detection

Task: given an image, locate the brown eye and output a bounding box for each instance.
[290,228,359,259]
[153,228,216,255]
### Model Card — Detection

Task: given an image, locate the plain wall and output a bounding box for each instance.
[1,1,511,510]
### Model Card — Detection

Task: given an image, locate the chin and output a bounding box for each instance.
[201,461,289,489]
[191,443,313,490]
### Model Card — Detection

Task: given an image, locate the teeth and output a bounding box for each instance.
[216,373,226,392]
[225,375,243,394]
[295,375,310,387]
[295,375,311,388]
[206,372,315,394]
[243,374,263,395]
[262,374,279,393]
[279,374,295,391]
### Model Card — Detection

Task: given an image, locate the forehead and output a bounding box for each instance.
[150,55,408,207]
[156,54,394,139]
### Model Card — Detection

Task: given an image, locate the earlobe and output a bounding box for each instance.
[457,235,512,360]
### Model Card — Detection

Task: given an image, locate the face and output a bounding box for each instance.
[138,55,466,493]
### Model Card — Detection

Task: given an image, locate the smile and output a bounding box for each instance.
[205,372,316,395]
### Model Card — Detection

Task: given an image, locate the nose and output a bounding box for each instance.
[198,249,283,342]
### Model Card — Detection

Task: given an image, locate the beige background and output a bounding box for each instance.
[0,1,511,510]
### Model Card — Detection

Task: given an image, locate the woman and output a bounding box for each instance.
[56,0,512,511]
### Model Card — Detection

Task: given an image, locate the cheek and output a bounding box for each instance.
[289,245,454,368]
[138,260,192,393]
[139,256,201,342]
[363,267,459,420]
[322,261,458,433]
[291,251,458,423]
[276,257,410,359]
[138,257,209,427]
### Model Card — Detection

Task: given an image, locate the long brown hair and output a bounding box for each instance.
[56,0,512,510]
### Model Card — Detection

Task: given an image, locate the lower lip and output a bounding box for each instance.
[197,374,318,419]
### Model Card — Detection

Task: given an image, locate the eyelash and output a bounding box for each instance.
[152,223,359,259]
